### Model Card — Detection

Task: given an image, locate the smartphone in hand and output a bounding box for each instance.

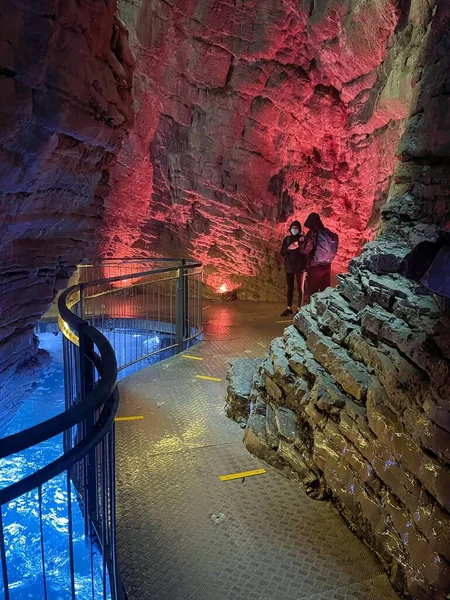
[288,241,299,250]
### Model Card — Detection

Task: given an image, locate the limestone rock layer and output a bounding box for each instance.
[236,273,450,599]
[0,0,134,431]
[103,0,432,298]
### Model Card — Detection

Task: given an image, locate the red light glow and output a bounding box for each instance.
[99,1,411,298]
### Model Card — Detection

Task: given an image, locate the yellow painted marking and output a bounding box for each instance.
[115,416,144,422]
[220,469,266,481]
[182,355,204,361]
[276,319,293,324]
[195,375,222,382]
[58,289,81,346]
[202,305,211,310]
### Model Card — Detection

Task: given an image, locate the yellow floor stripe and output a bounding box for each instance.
[276,319,293,324]
[115,416,144,422]
[195,375,222,382]
[220,469,266,481]
[202,305,211,310]
[182,355,204,361]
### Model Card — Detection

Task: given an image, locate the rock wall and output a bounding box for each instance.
[102,0,433,299]
[227,3,450,598]
[0,0,134,432]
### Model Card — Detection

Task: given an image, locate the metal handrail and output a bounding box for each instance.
[80,260,202,288]
[0,324,116,462]
[0,257,203,600]
[0,389,119,507]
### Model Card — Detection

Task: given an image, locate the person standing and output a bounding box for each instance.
[280,220,306,317]
[301,212,339,304]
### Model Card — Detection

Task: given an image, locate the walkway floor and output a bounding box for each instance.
[115,301,399,600]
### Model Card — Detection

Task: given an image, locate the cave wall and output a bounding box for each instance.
[227,2,450,599]
[102,0,433,299]
[0,0,134,432]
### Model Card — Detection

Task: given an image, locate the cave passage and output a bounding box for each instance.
[1,1,450,599]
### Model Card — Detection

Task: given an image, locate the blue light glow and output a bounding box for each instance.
[0,333,109,600]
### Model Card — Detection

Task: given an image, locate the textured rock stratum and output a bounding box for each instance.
[102,0,433,299]
[225,357,263,423]
[227,4,450,598]
[0,0,134,432]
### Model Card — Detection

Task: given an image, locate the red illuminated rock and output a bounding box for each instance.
[101,0,431,299]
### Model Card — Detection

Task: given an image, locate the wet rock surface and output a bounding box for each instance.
[229,274,450,598]
[225,357,262,422]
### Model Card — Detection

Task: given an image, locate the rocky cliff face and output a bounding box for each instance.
[0,0,134,432]
[227,3,450,598]
[102,0,432,299]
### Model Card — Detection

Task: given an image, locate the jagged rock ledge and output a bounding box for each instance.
[226,241,450,600]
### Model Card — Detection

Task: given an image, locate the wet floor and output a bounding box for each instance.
[115,301,399,600]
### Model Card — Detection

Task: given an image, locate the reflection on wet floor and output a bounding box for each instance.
[115,301,399,600]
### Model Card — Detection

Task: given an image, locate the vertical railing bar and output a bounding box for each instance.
[38,485,48,600]
[199,270,201,331]
[183,264,189,342]
[102,438,107,600]
[171,276,174,342]
[109,425,118,599]
[0,508,10,600]
[67,470,76,600]
[175,263,185,352]
[122,285,125,365]
[157,276,160,339]
[101,436,110,552]
[79,283,85,321]
[89,515,95,600]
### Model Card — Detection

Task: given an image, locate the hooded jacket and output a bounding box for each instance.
[280,221,307,274]
[301,213,338,267]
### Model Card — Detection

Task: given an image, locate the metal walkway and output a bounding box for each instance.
[115,301,399,600]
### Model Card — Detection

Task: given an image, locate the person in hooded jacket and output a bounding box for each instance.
[301,212,339,304]
[280,220,307,317]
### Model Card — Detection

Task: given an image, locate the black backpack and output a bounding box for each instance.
[314,228,339,264]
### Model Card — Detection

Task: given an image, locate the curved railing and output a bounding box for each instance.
[0,258,203,599]
[0,292,122,599]
[73,258,203,375]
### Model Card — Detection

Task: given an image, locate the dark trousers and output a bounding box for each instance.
[304,264,331,304]
[286,271,304,307]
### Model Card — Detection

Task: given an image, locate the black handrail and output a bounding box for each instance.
[0,323,116,460]
[79,257,199,264]
[0,390,119,506]
[0,256,202,600]
[80,259,202,288]
[0,278,122,598]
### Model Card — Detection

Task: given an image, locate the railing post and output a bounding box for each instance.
[184,264,189,340]
[175,260,186,352]
[79,324,98,524]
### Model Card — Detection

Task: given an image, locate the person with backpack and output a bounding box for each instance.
[279,220,307,317]
[301,212,339,304]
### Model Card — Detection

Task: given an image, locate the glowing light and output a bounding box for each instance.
[218,283,228,293]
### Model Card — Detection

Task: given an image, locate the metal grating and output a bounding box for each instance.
[115,301,399,600]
